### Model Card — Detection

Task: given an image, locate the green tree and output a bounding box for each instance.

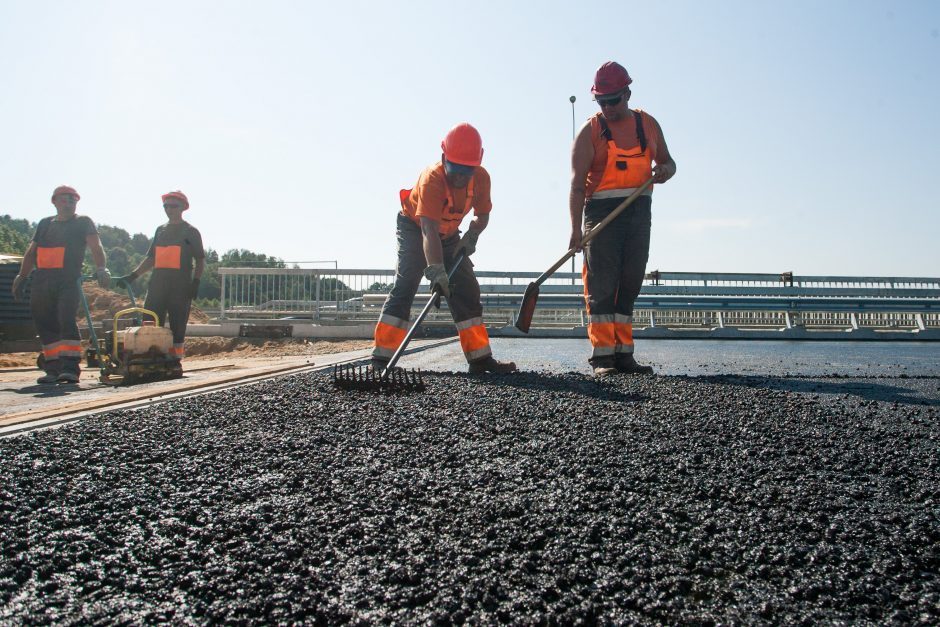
[0,223,30,255]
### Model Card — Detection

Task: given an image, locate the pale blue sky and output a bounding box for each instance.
[1,0,937,276]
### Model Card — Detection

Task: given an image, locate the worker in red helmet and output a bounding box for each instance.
[371,123,516,374]
[115,191,205,373]
[11,186,110,384]
[570,61,677,377]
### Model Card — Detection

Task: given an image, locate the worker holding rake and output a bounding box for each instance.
[570,61,677,377]
[371,123,516,374]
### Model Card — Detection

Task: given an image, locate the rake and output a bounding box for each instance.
[332,254,466,393]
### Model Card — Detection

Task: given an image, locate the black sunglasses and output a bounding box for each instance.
[596,94,624,107]
[163,203,181,209]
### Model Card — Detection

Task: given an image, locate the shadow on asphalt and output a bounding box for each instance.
[2,383,83,398]
[696,374,940,406]
[437,371,650,404]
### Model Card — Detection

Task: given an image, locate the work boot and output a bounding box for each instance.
[169,360,184,378]
[57,358,81,384]
[370,357,389,373]
[593,365,619,378]
[615,354,654,375]
[57,371,80,384]
[468,356,517,374]
[37,359,61,385]
[36,372,59,384]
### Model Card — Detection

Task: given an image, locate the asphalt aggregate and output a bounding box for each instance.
[1,370,938,624]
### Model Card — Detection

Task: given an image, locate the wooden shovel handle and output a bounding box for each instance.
[533,176,655,286]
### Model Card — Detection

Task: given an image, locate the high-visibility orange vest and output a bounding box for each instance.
[594,111,653,194]
[400,177,475,238]
[36,246,66,269]
[154,245,182,269]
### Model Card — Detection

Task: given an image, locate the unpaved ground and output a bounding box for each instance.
[0,338,373,369]
[81,285,211,324]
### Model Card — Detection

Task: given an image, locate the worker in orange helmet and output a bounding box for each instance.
[11,186,110,384]
[371,123,516,374]
[114,191,205,374]
[570,61,677,377]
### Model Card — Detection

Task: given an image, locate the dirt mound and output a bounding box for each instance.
[79,285,210,324]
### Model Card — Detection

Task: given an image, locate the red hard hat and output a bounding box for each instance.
[51,185,80,201]
[591,61,632,96]
[441,123,484,167]
[161,190,189,209]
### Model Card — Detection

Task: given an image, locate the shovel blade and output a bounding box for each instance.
[515,282,540,333]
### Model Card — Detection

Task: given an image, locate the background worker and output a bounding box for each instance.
[569,61,677,377]
[115,191,204,373]
[11,186,110,384]
[372,123,516,374]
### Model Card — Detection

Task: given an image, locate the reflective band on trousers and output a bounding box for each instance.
[43,340,83,360]
[456,317,491,360]
[373,314,410,359]
[155,245,182,270]
[170,344,185,358]
[36,246,66,269]
[587,314,634,357]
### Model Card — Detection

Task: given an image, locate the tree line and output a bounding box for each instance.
[1,215,295,305]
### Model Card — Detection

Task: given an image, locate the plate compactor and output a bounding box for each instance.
[79,276,182,386]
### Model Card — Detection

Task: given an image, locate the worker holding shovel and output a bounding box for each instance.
[371,123,516,374]
[114,191,205,375]
[570,61,677,376]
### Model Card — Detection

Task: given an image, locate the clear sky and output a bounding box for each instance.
[1,0,937,276]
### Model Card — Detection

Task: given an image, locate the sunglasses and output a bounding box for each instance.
[443,161,476,177]
[596,94,624,107]
[163,203,181,209]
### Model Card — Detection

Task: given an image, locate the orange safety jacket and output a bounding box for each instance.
[36,246,66,269]
[400,177,476,238]
[154,245,182,269]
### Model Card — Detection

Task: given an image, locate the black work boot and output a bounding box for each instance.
[370,357,389,373]
[37,359,60,385]
[615,353,654,375]
[590,356,618,378]
[468,356,517,374]
[56,358,81,384]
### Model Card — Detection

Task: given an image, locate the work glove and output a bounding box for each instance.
[113,273,137,288]
[423,263,450,300]
[11,274,26,302]
[190,278,201,299]
[454,229,480,258]
[96,268,111,289]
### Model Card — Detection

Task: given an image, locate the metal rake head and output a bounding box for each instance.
[331,364,426,393]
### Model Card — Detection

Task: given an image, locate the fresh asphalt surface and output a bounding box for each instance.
[1,339,937,623]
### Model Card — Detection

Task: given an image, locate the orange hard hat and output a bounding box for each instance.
[161,190,189,210]
[51,185,80,201]
[591,61,632,96]
[441,123,484,167]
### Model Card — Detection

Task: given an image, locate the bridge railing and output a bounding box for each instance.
[217,268,940,331]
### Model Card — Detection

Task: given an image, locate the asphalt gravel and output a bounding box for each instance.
[1,370,938,624]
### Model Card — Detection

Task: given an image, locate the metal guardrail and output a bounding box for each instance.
[217,268,940,333]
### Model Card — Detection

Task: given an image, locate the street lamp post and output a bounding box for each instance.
[569,95,577,285]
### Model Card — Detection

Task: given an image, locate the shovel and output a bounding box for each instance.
[515,176,655,333]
